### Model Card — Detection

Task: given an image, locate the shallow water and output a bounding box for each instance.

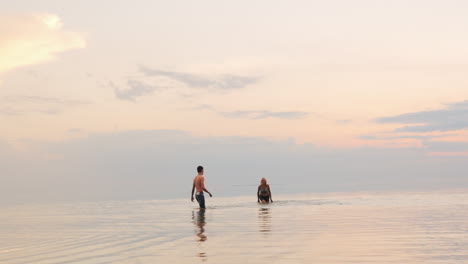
[1,190,468,263]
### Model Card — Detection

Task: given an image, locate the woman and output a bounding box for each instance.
[257,178,273,203]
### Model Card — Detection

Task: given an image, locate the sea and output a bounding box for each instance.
[1,190,468,264]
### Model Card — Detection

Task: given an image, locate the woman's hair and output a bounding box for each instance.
[260,178,267,184]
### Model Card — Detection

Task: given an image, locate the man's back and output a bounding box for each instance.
[194,175,205,192]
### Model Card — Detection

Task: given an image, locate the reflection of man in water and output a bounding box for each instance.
[193,209,207,241]
[191,166,212,209]
[192,209,208,261]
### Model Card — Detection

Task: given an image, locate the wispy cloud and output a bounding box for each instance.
[428,152,468,157]
[3,95,91,106]
[139,66,258,91]
[425,141,468,152]
[376,100,468,132]
[185,104,216,111]
[0,95,91,115]
[0,108,23,116]
[336,119,352,124]
[360,134,437,140]
[68,128,83,134]
[113,80,161,101]
[187,104,309,120]
[220,110,309,120]
[0,107,62,116]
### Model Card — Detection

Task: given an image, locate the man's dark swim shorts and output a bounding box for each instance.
[196,192,205,208]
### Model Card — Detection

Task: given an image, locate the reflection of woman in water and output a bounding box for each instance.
[257,178,273,203]
[258,207,271,234]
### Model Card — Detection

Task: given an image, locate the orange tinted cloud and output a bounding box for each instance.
[427,152,468,157]
[0,13,85,73]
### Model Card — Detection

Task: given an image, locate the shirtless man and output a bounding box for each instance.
[191,166,212,209]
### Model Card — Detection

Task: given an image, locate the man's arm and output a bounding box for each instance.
[201,177,212,197]
[191,179,195,202]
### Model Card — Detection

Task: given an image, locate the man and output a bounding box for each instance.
[191,166,212,209]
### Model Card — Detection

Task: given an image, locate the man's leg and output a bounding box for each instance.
[196,193,206,209]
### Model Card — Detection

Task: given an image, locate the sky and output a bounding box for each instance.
[1,0,468,204]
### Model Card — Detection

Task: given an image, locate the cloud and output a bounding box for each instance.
[139,66,258,90]
[68,128,83,134]
[0,95,91,115]
[110,66,259,101]
[3,95,90,106]
[424,141,468,153]
[376,100,468,132]
[185,104,216,111]
[428,152,468,157]
[2,129,468,204]
[221,110,309,120]
[336,119,352,124]
[359,134,438,140]
[0,107,61,116]
[113,80,161,101]
[0,13,85,74]
[188,104,309,120]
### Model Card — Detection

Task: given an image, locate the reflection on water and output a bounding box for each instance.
[258,207,271,234]
[192,209,207,242]
[192,209,207,262]
[2,191,468,263]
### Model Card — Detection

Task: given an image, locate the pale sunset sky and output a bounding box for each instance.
[1,0,468,204]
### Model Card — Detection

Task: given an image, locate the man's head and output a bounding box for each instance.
[197,166,204,175]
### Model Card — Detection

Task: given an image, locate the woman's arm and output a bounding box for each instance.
[257,186,261,202]
[268,185,273,202]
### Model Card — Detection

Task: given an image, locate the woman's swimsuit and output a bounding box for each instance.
[259,187,270,201]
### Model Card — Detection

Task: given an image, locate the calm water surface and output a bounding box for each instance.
[1,190,468,263]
